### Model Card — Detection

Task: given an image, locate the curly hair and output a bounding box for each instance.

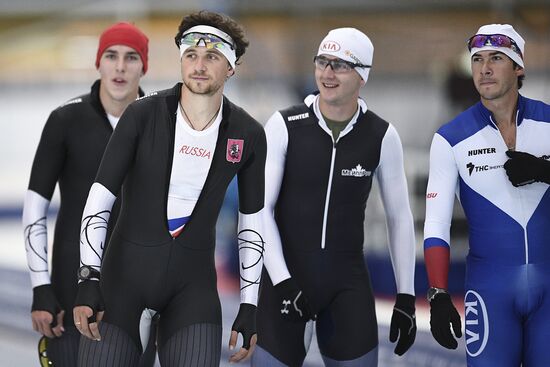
[174,10,249,65]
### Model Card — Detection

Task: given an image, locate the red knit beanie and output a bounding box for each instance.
[95,22,149,74]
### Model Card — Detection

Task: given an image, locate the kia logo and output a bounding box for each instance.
[464,290,489,357]
[321,41,340,52]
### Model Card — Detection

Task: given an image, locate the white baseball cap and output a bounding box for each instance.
[469,24,525,68]
[317,27,374,83]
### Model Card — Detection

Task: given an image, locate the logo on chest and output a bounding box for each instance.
[467,147,496,156]
[178,145,212,159]
[466,161,503,176]
[287,112,309,121]
[227,139,244,163]
[341,164,371,177]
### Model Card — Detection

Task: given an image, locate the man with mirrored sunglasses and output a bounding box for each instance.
[252,27,417,367]
[73,10,267,366]
[180,32,235,51]
[424,23,550,366]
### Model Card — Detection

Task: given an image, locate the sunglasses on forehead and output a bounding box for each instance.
[467,34,523,58]
[313,55,371,73]
[180,32,235,51]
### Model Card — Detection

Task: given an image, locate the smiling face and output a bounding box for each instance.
[180,46,233,96]
[471,50,524,102]
[315,54,364,110]
[98,45,143,104]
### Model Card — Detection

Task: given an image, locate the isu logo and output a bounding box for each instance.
[465,290,489,357]
[320,41,340,52]
[226,139,244,163]
[426,192,438,199]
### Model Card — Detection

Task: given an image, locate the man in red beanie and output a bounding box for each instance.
[22,21,151,366]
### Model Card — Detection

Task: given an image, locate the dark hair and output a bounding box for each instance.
[513,61,525,89]
[174,10,249,65]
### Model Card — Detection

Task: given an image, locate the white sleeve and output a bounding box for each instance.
[79,182,116,276]
[237,210,266,305]
[22,190,51,288]
[376,124,416,295]
[262,112,292,286]
[423,133,458,246]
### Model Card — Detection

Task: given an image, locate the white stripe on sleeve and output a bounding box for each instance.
[424,133,458,246]
[79,182,116,276]
[22,190,51,288]
[238,209,266,305]
[376,124,416,295]
[262,112,292,286]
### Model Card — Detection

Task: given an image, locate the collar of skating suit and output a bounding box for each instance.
[89,79,145,120]
[303,92,368,114]
[303,92,368,138]
[475,93,526,130]
[168,82,235,131]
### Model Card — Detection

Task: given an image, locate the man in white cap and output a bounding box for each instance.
[252,27,417,366]
[424,24,550,366]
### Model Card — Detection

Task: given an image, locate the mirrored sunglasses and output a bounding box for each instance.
[467,34,522,58]
[180,32,234,51]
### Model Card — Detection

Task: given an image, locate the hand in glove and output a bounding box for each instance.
[504,150,550,186]
[73,280,104,341]
[389,293,417,355]
[274,277,315,322]
[31,284,65,338]
[430,292,462,349]
[229,303,257,363]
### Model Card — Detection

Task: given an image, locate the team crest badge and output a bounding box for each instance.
[226,139,244,163]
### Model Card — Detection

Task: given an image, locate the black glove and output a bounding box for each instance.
[32,284,62,327]
[430,292,462,349]
[274,277,315,322]
[74,280,104,323]
[504,150,550,186]
[231,303,257,349]
[389,293,417,356]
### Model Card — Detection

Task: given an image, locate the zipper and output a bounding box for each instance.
[165,105,178,240]
[492,114,529,263]
[321,142,337,249]
[516,126,529,264]
[517,178,529,264]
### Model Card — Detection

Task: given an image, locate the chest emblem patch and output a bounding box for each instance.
[227,139,244,163]
[341,164,372,177]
